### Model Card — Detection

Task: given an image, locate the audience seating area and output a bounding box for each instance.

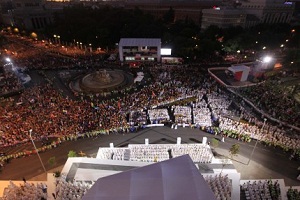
[97,144,214,163]
[173,106,192,124]
[240,180,283,200]
[2,181,47,200]
[204,174,232,200]
[148,109,170,124]
[207,92,232,120]
[96,148,128,160]
[54,175,93,200]
[193,108,212,127]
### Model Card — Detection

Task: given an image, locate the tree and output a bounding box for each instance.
[48,156,57,167]
[211,138,219,150]
[229,143,240,158]
[68,150,77,157]
[163,7,175,24]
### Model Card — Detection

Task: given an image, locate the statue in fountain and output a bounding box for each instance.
[92,69,112,83]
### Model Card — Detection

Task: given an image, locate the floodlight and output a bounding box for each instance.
[263,56,272,63]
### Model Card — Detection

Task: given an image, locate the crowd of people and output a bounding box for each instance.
[54,175,92,200]
[236,80,300,127]
[204,174,232,200]
[0,33,299,163]
[97,143,213,163]
[2,181,47,200]
[0,68,23,96]
[240,180,282,200]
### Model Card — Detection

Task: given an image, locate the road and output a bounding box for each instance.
[0,126,299,186]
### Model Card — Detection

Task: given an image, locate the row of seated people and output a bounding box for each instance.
[96,148,127,160]
[204,174,232,200]
[240,180,282,200]
[148,108,170,124]
[173,106,192,124]
[170,144,213,163]
[97,144,213,163]
[2,181,47,200]
[129,145,170,162]
[54,176,93,200]
[193,108,212,127]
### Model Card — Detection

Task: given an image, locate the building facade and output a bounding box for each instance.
[201,0,295,30]
[0,0,55,30]
[240,0,294,25]
[119,38,161,62]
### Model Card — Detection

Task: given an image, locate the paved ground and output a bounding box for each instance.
[0,126,299,187]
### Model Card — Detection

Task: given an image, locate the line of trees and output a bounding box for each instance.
[5,3,298,64]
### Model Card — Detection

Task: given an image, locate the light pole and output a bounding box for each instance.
[53,34,57,44]
[247,118,267,165]
[57,35,61,44]
[29,129,47,173]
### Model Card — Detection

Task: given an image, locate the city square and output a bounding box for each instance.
[0,0,300,199]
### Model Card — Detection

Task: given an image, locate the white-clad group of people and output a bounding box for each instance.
[204,174,232,200]
[97,144,213,163]
[2,181,47,200]
[241,180,282,200]
[173,105,192,124]
[54,176,92,200]
[148,108,170,124]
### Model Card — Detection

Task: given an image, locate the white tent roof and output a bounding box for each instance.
[82,155,217,200]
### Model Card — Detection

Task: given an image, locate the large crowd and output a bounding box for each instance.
[236,80,300,127]
[0,33,299,162]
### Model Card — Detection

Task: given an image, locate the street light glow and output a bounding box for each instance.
[5,57,11,62]
[263,56,272,63]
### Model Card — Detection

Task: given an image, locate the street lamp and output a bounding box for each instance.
[89,43,92,52]
[263,56,272,63]
[29,129,47,173]
[57,35,61,44]
[53,34,57,44]
[247,118,267,165]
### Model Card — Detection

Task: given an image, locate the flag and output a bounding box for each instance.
[152,91,156,98]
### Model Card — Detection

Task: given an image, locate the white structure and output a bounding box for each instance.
[109,143,114,148]
[203,137,207,145]
[118,38,161,62]
[177,137,181,145]
[228,65,250,82]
